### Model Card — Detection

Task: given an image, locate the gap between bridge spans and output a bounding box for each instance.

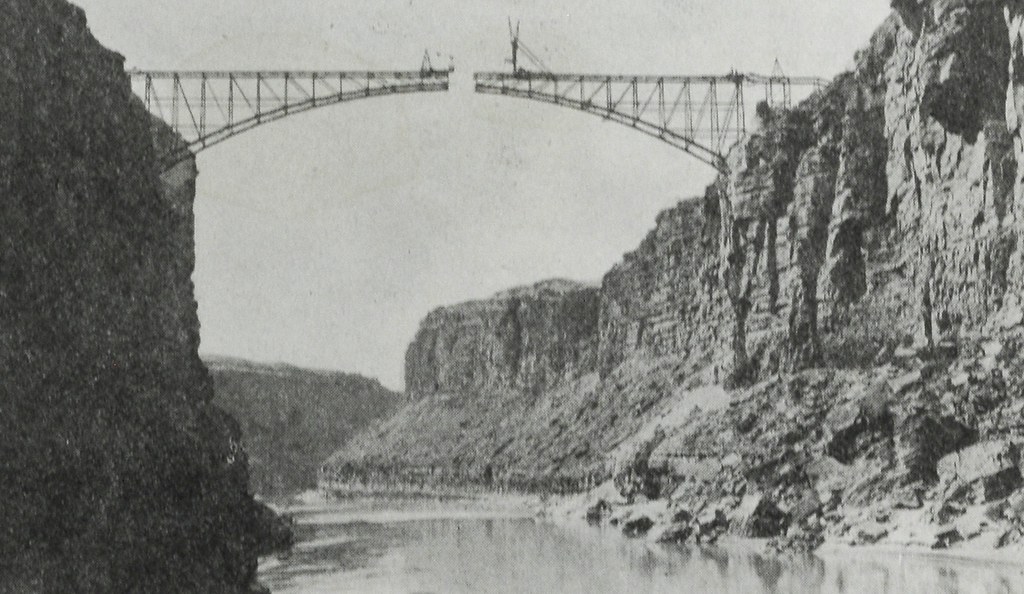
[130,66,826,175]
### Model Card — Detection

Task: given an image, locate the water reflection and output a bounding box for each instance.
[259,500,1024,593]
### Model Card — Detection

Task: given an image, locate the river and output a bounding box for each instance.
[258,497,1024,593]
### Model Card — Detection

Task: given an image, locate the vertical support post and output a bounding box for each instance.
[228,74,234,128]
[200,73,207,142]
[580,75,584,106]
[736,78,745,136]
[256,72,262,122]
[606,77,612,113]
[632,78,639,121]
[366,72,371,97]
[172,73,181,134]
[709,79,719,149]
[144,74,152,112]
[554,78,559,105]
[312,73,317,105]
[284,72,290,114]
[658,78,665,129]
[685,81,693,138]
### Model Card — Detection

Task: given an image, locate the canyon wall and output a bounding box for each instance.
[330,2,1024,529]
[0,1,263,590]
[597,190,730,380]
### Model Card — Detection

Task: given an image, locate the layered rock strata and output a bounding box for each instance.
[405,279,600,398]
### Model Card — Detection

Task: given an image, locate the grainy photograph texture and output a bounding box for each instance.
[3,0,1024,592]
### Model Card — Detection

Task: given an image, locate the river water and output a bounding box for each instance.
[258,497,1024,594]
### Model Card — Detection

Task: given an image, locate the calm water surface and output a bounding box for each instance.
[259,498,1024,594]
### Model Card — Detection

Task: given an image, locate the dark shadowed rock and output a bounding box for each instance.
[0,1,263,590]
[896,413,976,482]
[584,499,612,524]
[733,495,790,538]
[622,515,655,537]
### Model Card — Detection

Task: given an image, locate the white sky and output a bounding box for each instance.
[73,0,892,389]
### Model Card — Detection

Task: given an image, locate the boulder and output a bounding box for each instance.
[732,494,790,538]
[670,508,693,524]
[584,499,612,524]
[695,505,730,543]
[805,456,852,503]
[895,413,976,482]
[655,522,694,544]
[937,440,1022,502]
[854,522,888,545]
[622,515,655,537]
[825,383,894,464]
[888,370,922,394]
[931,527,963,549]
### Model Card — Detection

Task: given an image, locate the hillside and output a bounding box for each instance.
[207,356,402,498]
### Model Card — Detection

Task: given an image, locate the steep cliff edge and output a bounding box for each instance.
[405,278,600,398]
[329,0,1024,554]
[0,1,264,590]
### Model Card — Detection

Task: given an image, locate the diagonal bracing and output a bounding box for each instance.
[130,67,453,172]
[474,71,827,172]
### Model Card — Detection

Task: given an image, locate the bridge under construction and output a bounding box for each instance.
[131,27,827,174]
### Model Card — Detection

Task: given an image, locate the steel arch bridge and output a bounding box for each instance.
[473,70,827,173]
[130,67,452,171]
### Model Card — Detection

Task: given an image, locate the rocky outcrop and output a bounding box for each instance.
[937,440,1022,501]
[880,0,1012,351]
[0,1,264,590]
[598,193,729,379]
[405,279,599,397]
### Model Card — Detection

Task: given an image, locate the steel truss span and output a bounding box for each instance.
[474,71,828,172]
[129,68,452,171]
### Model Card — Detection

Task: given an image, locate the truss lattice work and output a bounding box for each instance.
[474,71,827,172]
[130,68,452,170]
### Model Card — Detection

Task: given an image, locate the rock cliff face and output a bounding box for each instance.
[405,279,600,398]
[598,191,730,379]
[0,1,263,590]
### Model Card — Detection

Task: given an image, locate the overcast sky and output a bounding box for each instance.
[74,0,892,389]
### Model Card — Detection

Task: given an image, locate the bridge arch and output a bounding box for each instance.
[474,71,826,173]
[130,67,452,172]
